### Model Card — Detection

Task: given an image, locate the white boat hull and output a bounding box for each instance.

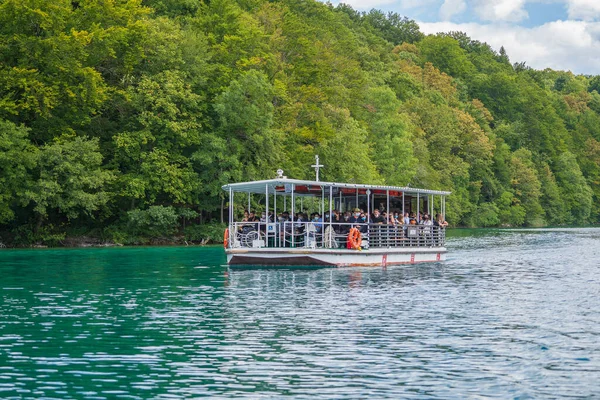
[226,247,446,267]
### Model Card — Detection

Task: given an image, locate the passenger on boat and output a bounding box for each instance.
[404,212,410,225]
[295,213,307,234]
[434,214,448,228]
[313,213,323,233]
[242,210,250,222]
[348,209,360,224]
[394,212,403,226]
[387,212,397,225]
[372,209,385,224]
[339,212,351,234]
[247,211,259,222]
[422,214,433,226]
[333,209,341,222]
[358,212,368,233]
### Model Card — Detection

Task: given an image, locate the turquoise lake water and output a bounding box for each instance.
[1,228,599,398]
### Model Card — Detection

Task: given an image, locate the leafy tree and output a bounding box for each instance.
[213,69,283,180]
[24,136,114,225]
[510,148,543,226]
[419,35,475,79]
[0,120,37,223]
[362,10,424,45]
[554,151,593,224]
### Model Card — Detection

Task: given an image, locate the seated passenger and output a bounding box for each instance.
[348,209,361,224]
[422,214,433,226]
[247,211,259,222]
[358,212,368,233]
[372,209,385,224]
[339,212,351,235]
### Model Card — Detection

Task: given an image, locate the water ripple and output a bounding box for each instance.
[0,231,599,398]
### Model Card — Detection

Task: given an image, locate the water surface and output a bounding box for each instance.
[1,228,599,398]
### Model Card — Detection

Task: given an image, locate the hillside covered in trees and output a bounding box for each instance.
[1,0,599,245]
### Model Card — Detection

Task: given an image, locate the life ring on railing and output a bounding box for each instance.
[347,227,362,250]
[223,228,229,248]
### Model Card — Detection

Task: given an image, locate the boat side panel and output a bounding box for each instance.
[227,248,446,267]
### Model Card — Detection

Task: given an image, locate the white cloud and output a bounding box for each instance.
[333,0,438,11]
[565,0,600,21]
[472,0,529,22]
[440,0,467,20]
[419,20,600,74]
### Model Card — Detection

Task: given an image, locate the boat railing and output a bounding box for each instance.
[227,222,446,249]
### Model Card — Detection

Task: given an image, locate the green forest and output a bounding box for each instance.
[1,0,599,246]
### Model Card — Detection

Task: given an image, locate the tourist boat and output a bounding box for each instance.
[222,158,450,267]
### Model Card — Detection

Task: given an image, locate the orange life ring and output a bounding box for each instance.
[223,228,229,248]
[347,227,362,250]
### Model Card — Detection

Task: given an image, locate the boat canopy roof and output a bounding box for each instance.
[222,178,451,197]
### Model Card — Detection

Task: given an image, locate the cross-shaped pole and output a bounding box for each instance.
[311,155,324,181]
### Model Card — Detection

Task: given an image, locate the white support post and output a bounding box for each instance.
[430,195,432,216]
[366,189,371,223]
[229,188,233,225]
[321,186,325,216]
[329,185,333,232]
[265,183,269,222]
[386,189,390,216]
[402,192,405,217]
[291,185,295,247]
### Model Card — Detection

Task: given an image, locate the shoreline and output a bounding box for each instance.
[1,226,599,249]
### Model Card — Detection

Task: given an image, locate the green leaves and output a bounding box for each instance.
[0,120,37,223]
[25,136,114,220]
[1,0,599,245]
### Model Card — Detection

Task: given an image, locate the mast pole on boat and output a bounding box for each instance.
[312,155,323,182]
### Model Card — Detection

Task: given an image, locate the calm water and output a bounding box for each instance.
[1,228,599,399]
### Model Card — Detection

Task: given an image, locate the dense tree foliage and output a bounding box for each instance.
[0,0,598,245]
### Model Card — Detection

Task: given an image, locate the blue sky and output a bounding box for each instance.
[329,0,600,74]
